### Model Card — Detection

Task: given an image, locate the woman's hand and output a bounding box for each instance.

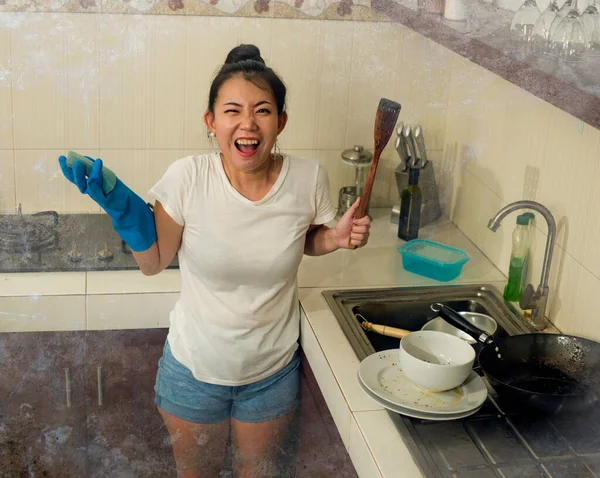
[334,198,371,249]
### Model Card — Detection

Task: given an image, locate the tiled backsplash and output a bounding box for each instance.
[1,12,600,339]
[442,55,600,341]
[0,14,450,213]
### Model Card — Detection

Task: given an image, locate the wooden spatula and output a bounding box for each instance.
[350,98,401,248]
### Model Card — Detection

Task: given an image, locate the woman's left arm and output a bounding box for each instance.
[304,198,371,256]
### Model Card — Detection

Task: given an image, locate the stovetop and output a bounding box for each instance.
[394,380,600,478]
[0,212,178,273]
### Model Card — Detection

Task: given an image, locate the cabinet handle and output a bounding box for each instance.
[97,365,103,406]
[64,368,71,408]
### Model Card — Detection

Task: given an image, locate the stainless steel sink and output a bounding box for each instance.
[323,283,534,362]
[322,284,542,477]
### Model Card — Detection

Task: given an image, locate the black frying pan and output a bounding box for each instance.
[432,303,600,414]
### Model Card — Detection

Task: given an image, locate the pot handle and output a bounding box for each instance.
[430,303,493,345]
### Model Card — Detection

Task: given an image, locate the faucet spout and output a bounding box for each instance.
[487,200,556,330]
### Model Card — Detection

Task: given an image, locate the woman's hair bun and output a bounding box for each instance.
[224,44,265,66]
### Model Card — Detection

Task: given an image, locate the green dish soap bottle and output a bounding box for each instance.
[504,214,531,302]
[398,168,423,241]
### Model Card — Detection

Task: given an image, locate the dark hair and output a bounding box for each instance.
[208,44,287,116]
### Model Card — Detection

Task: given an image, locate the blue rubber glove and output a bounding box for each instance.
[58,155,157,252]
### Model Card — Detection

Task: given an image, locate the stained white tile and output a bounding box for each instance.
[0,295,86,332]
[184,16,246,151]
[500,88,554,204]
[271,19,322,151]
[300,308,352,448]
[570,266,600,341]
[86,269,181,294]
[237,17,273,62]
[397,29,432,127]
[354,410,422,478]
[0,272,86,297]
[65,14,100,151]
[0,27,13,151]
[98,15,154,150]
[86,293,179,330]
[314,21,354,151]
[151,16,186,150]
[422,43,454,151]
[0,150,16,213]
[537,111,600,263]
[11,14,67,150]
[349,415,383,478]
[544,246,582,333]
[580,136,600,277]
[346,22,406,149]
[15,150,99,213]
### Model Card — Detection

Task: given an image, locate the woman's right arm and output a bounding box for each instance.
[132,201,184,276]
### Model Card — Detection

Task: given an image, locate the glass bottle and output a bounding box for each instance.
[398,168,423,242]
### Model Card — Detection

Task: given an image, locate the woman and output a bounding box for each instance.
[59,44,371,477]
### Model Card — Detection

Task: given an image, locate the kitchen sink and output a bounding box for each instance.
[322,283,534,363]
[321,285,600,477]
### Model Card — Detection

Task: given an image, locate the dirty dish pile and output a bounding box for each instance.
[357,330,486,420]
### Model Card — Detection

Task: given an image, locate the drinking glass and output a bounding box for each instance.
[532,0,560,52]
[581,0,600,54]
[510,0,542,42]
[549,0,589,60]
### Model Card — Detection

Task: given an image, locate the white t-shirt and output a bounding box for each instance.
[148,152,337,386]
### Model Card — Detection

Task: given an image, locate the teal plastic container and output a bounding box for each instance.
[398,239,470,282]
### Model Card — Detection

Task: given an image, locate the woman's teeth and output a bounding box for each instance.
[235,139,260,152]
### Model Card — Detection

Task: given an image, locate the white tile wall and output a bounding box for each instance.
[0,150,15,213]
[4,12,600,339]
[443,58,600,338]
[0,27,13,152]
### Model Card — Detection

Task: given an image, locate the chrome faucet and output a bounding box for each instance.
[487,200,556,331]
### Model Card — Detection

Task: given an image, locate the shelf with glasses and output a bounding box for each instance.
[373,0,600,130]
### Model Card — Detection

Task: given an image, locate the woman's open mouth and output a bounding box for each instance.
[235,139,260,157]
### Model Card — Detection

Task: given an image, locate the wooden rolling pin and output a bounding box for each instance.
[361,320,410,339]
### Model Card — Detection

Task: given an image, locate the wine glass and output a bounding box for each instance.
[532,0,561,52]
[549,0,589,60]
[548,0,573,37]
[511,0,542,42]
[581,0,600,54]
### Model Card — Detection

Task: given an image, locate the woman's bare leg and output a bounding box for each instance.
[230,409,295,478]
[159,407,230,478]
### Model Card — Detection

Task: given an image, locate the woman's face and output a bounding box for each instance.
[204,76,287,173]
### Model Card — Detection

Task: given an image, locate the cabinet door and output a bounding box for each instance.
[84,328,175,477]
[0,331,87,477]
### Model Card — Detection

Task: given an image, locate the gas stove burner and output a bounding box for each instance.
[0,211,59,254]
[97,245,114,262]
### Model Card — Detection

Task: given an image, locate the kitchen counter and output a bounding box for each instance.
[0,208,512,476]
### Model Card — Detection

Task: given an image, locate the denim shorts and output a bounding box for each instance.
[154,341,300,424]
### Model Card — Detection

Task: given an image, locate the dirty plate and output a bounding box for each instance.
[357,373,483,421]
[358,350,487,415]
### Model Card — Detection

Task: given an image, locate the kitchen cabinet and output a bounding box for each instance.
[1,329,356,477]
[83,328,175,477]
[0,331,88,477]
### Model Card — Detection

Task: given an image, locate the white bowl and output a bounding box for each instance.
[399,330,476,392]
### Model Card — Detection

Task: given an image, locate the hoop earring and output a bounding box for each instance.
[273,140,281,159]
